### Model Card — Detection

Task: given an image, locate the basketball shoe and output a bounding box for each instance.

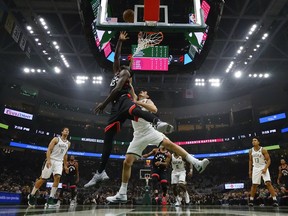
[184,192,190,205]
[106,192,127,203]
[194,158,210,174]
[45,197,58,208]
[27,194,36,207]
[155,121,174,134]
[175,196,182,206]
[84,170,109,188]
[272,200,279,207]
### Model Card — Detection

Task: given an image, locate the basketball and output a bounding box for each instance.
[123,9,134,23]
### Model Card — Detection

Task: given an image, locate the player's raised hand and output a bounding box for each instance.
[94,102,105,114]
[119,31,129,41]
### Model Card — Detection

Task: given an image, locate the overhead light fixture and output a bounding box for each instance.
[195,78,205,86]
[262,33,268,40]
[234,71,242,78]
[54,66,61,73]
[23,68,29,73]
[26,26,32,31]
[264,73,269,78]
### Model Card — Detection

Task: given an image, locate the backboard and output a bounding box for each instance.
[95,0,206,32]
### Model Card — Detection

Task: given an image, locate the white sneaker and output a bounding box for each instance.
[106,192,127,203]
[84,170,109,188]
[155,121,174,134]
[175,196,182,206]
[70,199,76,206]
[56,200,61,207]
[184,192,190,204]
[194,158,210,174]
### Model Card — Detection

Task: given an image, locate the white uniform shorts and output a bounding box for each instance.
[41,159,63,179]
[252,166,271,185]
[126,129,167,158]
[171,170,186,184]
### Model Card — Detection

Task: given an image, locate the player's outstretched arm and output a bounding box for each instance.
[113,31,129,74]
[142,148,157,158]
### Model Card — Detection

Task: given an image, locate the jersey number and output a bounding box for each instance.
[254,158,259,163]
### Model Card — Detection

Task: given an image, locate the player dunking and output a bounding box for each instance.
[277,158,288,189]
[59,155,79,206]
[171,152,192,206]
[28,127,71,207]
[106,87,209,204]
[248,137,278,207]
[84,32,173,188]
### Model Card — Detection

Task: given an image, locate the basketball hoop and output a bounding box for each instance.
[132,32,164,57]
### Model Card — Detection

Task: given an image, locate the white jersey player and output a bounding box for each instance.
[248,137,278,207]
[171,153,192,206]
[106,82,209,204]
[28,127,71,207]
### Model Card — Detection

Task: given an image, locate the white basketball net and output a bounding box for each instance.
[132,32,164,57]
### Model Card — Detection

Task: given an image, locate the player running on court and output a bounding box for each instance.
[28,127,71,208]
[248,136,278,207]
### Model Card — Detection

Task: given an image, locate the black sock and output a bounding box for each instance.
[131,107,159,124]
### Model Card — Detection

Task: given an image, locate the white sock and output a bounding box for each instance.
[250,197,254,201]
[177,195,182,202]
[119,182,128,194]
[185,154,200,166]
[31,187,38,195]
[50,187,57,198]
[272,196,277,201]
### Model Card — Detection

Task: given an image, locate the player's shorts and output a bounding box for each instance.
[126,129,167,158]
[252,167,271,185]
[105,94,138,133]
[62,175,77,188]
[171,170,186,185]
[41,159,63,179]
[152,167,168,182]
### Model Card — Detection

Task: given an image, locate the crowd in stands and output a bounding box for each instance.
[1,150,288,206]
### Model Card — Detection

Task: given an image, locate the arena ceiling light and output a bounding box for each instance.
[248,73,270,78]
[225,61,234,73]
[234,71,242,78]
[195,78,205,86]
[208,78,221,87]
[92,76,103,84]
[262,33,268,40]
[75,76,89,85]
[23,67,46,74]
[54,66,61,73]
